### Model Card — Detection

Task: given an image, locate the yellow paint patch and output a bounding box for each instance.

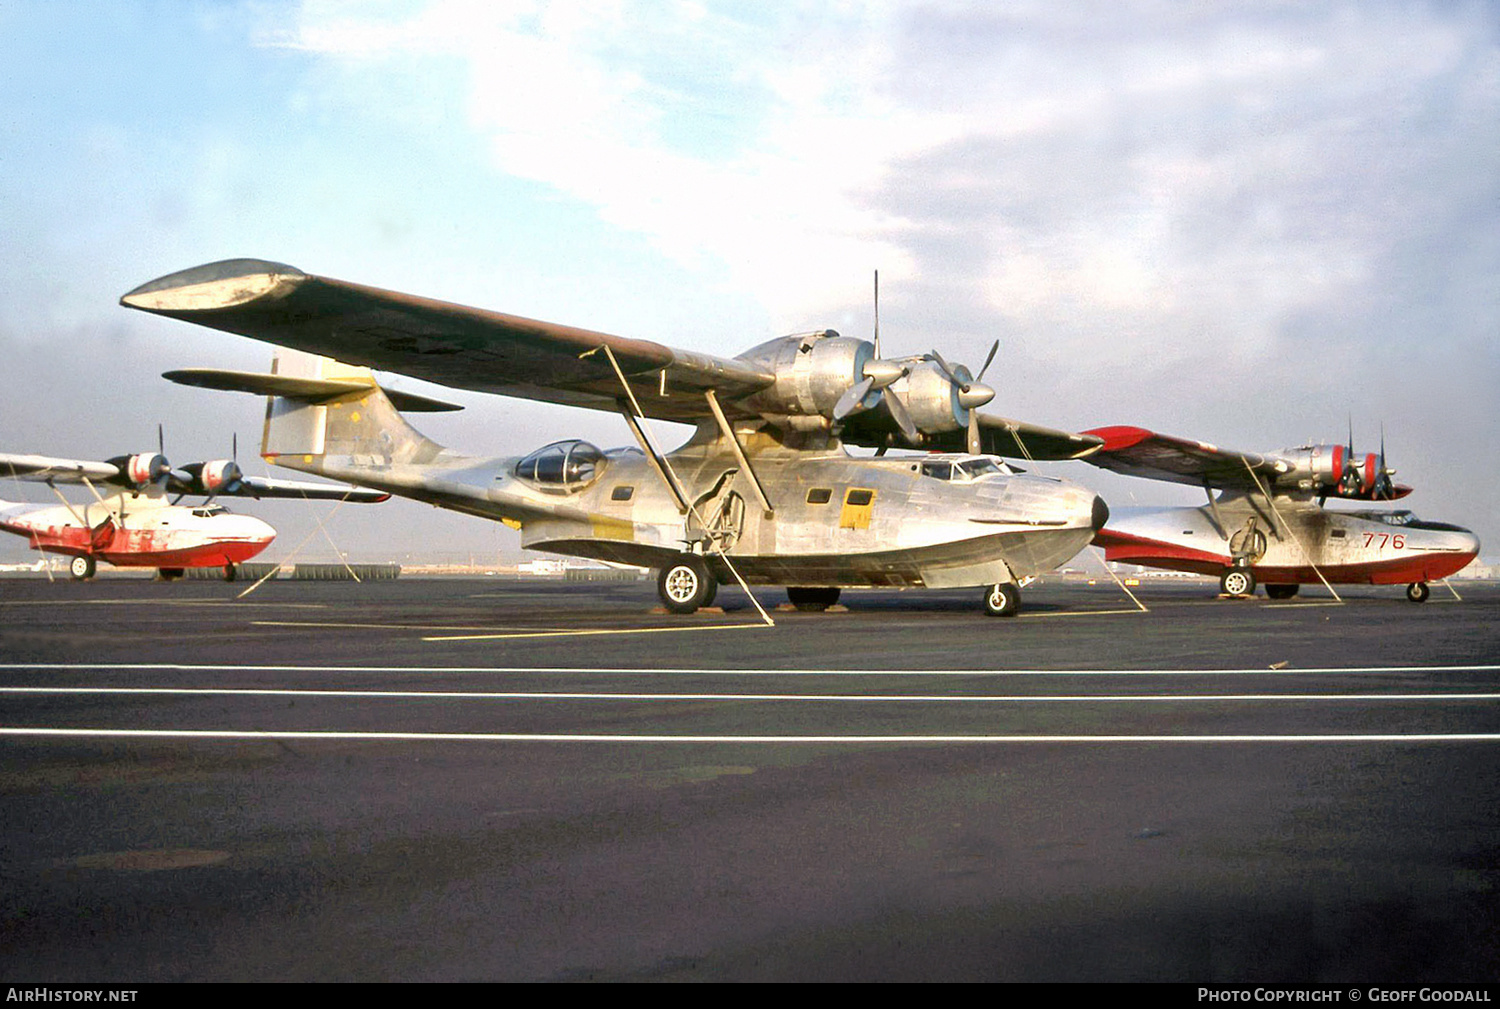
[350,412,361,422]
[501,517,522,530]
[589,514,635,541]
[839,487,876,530]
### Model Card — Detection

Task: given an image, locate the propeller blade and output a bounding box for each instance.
[967,410,981,455]
[928,349,962,387]
[833,376,876,420]
[975,339,999,382]
[882,387,919,444]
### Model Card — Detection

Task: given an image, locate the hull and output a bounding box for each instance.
[0,502,274,570]
[1096,501,1479,586]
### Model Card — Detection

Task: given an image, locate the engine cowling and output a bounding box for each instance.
[110,452,171,488]
[1281,444,1383,496]
[738,331,874,428]
[883,359,970,435]
[178,459,243,496]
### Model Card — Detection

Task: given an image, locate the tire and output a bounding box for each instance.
[158,568,185,581]
[786,587,841,612]
[983,582,1021,617]
[1406,582,1430,603]
[658,556,712,614]
[1265,584,1299,600]
[69,555,96,581]
[223,564,238,583]
[1220,568,1255,597]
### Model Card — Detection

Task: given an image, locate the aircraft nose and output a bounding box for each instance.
[1091,494,1110,532]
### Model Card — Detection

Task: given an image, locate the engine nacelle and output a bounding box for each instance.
[737,331,872,426]
[115,452,170,488]
[184,459,243,495]
[884,360,969,435]
[1281,445,1380,496]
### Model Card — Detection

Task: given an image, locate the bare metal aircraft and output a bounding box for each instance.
[0,445,387,580]
[123,259,1108,616]
[1080,426,1479,602]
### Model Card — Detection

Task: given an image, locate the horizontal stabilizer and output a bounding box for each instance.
[163,368,463,413]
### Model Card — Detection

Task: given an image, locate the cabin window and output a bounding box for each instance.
[1330,529,1346,539]
[611,485,634,502]
[806,488,832,505]
[921,461,952,481]
[845,489,874,507]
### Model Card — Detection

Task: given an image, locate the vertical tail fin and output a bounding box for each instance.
[262,350,448,477]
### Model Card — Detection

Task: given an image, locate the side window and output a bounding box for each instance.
[611,486,635,502]
[806,487,833,505]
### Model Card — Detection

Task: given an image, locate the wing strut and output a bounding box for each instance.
[615,403,690,515]
[583,344,775,627]
[1203,479,1227,540]
[1240,459,1343,603]
[703,390,774,517]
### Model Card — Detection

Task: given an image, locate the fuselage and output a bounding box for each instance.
[0,495,275,569]
[1096,496,1479,586]
[282,420,1107,590]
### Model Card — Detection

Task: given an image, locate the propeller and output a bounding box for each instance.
[1338,417,1363,496]
[928,340,999,454]
[830,270,913,435]
[1372,425,1397,500]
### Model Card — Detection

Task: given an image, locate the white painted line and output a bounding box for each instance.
[5,687,1500,703]
[1,663,1497,676]
[3,727,1499,744]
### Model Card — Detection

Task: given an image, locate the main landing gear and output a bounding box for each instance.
[657,555,717,614]
[1265,584,1300,600]
[983,582,1021,617]
[157,568,185,581]
[1406,582,1430,603]
[1220,567,1256,598]
[69,555,96,581]
[223,563,238,583]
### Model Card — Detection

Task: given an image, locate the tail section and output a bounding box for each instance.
[261,350,449,477]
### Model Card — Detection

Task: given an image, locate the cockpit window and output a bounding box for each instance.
[920,457,1011,482]
[956,458,1003,479]
[191,505,228,518]
[515,440,608,492]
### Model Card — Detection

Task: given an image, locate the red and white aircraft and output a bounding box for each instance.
[1080,426,1480,602]
[0,449,388,580]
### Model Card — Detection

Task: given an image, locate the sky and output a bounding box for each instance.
[0,0,1496,566]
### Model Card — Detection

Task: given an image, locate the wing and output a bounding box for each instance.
[958,414,1103,461]
[232,476,391,503]
[0,453,120,484]
[839,412,1102,460]
[1080,426,1284,491]
[123,259,774,423]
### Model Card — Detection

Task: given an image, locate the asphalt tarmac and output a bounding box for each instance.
[1,575,1498,981]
